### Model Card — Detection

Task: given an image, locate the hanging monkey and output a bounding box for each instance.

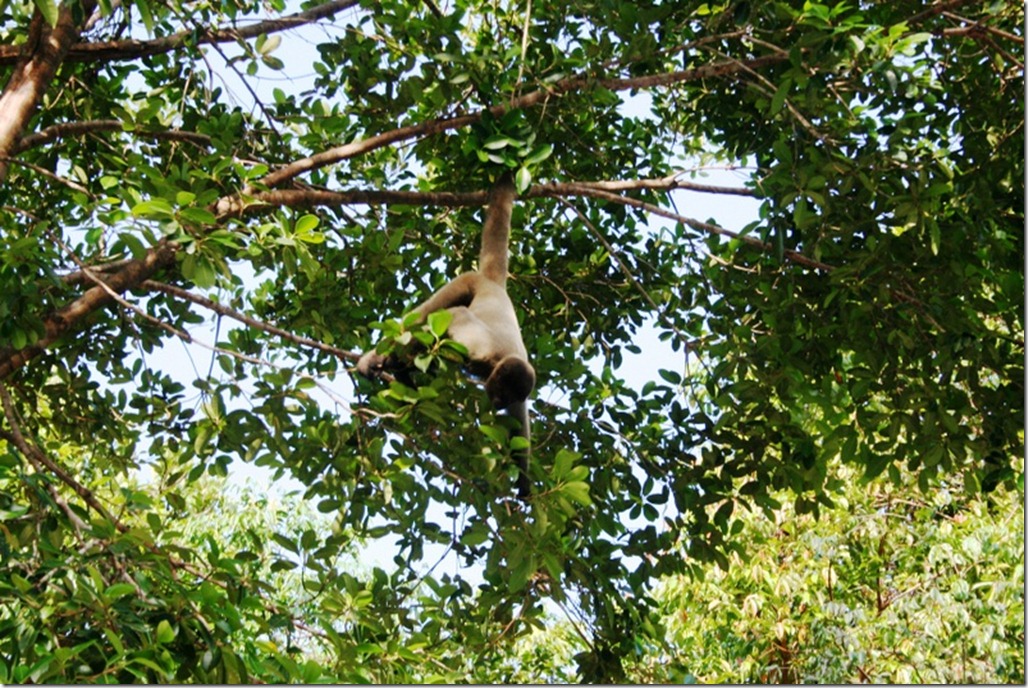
[357,173,535,498]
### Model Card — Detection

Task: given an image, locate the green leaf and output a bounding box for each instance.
[156,619,175,644]
[509,554,535,592]
[104,583,137,600]
[479,423,509,445]
[770,79,790,116]
[355,642,384,655]
[552,448,578,480]
[295,214,320,234]
[117,232,148,259]
[566,465,589,482]
[180,207,216,225]
[262,55,286,70]
[104,627,125,656]
[131,198,175,219]
[427,309,452,338]
[482,135,514,150]
[523,143,553,166]
[272,533,298,554]
[135,0,155,34]
[658,369,681,385]
[460,523,491,546]
[515,166,532,192]
[561,481,591,507]
[182,255,217,288]
[175,191,197,205]
[85,226,105,245]
[33,0,58,26]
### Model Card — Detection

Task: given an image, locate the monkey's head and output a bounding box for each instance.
[485,356,535,409]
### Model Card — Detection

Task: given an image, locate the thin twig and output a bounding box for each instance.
[51,234,353,387]
[561,183,836,272]
[0,0,363,64]
[15,119,212,153]
[515,0,532,99]
[0,156,93,194]
[0,380,125,531]
[141,279,357,362]
[556,197,693,347]
[0,423,89,535]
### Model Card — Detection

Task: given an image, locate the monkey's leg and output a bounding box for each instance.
[410,273,480,319]
[358,274,481,378]
[356,350,388,378]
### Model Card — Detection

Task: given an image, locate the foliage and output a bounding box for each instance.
[0,458,340,683]
[644,465,1025,683]
[0,0,1023,681]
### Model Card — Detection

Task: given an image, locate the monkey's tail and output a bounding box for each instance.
[479,174,517,284]
[508,400,531,499]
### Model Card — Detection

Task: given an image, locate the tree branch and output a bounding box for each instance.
[0,379,126,532]
[556,196,695,349]
[0,0,362,65]
[557,183,836,272]
[0,1,97,181]
[0,380,269,593]
[0,241,178,381]
[214,52,786,214]
[14,119,212,153]
[563,174,757,197]
[12,174,756,382]
[217,174,756,217]
[141,280,358,362]
[906,0,980,26]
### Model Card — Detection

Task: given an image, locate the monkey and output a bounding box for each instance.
[357,173,535,498]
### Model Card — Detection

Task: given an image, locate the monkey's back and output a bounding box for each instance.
[445,279,527,366]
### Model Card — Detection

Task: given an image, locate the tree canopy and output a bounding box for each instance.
[0,0,1023,682]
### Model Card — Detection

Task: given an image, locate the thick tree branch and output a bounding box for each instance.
[62,174,749,284]
[217,173,756,217]
[215,52,786,214]
[0,0,361,65]
[0,241,177,381]
[0,1,97,181]
[10,174,758,379]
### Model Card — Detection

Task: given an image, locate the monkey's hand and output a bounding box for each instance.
[356,351,387,379]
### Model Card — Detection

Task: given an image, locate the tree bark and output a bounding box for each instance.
[0,242,177,380]
[0,2,96,182]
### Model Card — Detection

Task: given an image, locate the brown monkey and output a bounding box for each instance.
[357,174,535,497]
